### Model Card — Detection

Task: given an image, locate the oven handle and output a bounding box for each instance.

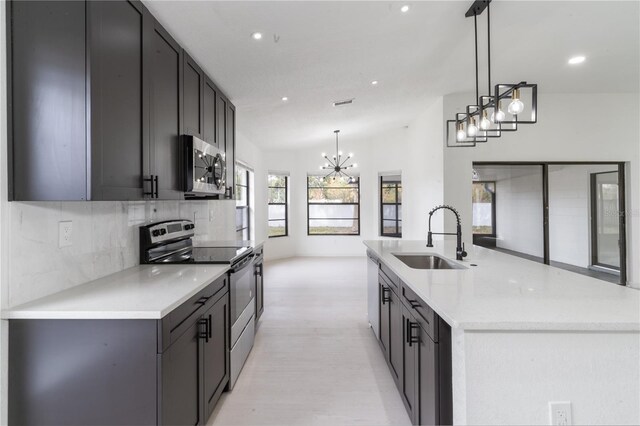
[230,253,256,273]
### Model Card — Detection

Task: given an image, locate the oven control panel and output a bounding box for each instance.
[140,220,195,246]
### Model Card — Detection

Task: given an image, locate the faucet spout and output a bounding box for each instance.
[426,205,467,261]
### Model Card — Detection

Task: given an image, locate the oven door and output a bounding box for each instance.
[229,253,256,343]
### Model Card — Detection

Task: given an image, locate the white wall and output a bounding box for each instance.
[262,99,445,259]
[453,329,640,425]
[444,92,640,288]
[548,164,618,268]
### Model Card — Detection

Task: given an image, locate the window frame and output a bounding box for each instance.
[471,180,497,237]
[268,174,289,238]
[235,168,250,240]
[590,170,620,271]
[306,176,361,236]
[380,176,402,238]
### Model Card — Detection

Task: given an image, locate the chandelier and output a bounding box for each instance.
[446,0,538,148]
[320,130,357,180]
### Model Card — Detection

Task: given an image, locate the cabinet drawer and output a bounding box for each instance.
[401,283,437,342]
[159,274,228,352]
[379,263,399,292]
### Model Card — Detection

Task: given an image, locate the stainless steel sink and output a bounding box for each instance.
[393,254,466,270]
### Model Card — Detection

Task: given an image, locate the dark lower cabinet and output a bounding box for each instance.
[161,319,202,426]
[9,276,230,426]
[203,294,230,419]
[376,261,453,426]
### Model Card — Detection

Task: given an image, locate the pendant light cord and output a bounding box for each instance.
[487,2,492,95]
[474,14,479,103]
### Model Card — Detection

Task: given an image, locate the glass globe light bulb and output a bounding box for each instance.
[491,100,505,123]
[467,117,478,137]
[480,111,491,130]
[321,152,326,157]
[507,88,524,115]
[456,122,466,141]
[353,163,358,168]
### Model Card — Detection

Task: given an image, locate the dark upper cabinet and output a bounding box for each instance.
[182,52,204,139]
[89,0,148,200]
[148,18,183,200]
[8,0,88,201]
[8,0,236,201]
[203,77,218,148]
[225,103,236,199]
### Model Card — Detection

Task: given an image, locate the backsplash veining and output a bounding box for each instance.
[8,200,237,307]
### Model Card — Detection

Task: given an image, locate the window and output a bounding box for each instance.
[307,175,360,235]
[471,181,496,235]
[235,166,251,240]
[380,175,402,237]
[268,174,288,238]
[591,171,620,270]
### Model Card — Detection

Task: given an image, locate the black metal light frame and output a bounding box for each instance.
[320,130,357,181]
[445,0,538,148]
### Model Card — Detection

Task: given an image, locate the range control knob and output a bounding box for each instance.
[152,230,160,237]
[188,224,195,230]
[160,229,167,235]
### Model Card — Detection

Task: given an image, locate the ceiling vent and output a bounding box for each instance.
[333,98,354,107]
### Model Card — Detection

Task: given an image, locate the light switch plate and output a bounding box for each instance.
[59,221,73,248]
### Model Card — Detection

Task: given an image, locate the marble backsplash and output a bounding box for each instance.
[7,200,237,308]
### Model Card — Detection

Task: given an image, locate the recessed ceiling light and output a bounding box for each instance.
[281,96,288,102]
[568,55,586,65]
[251,32,263,40]
[400,5,410,13]
[371,80,379,86]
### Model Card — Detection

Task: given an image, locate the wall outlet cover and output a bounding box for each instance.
[549,401,572,425]
[59,221,73,248]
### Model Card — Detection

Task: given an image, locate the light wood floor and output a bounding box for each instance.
[208,257,411,426]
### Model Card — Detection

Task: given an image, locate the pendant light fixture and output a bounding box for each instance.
[446,0,537,148]
[319,130,357,181]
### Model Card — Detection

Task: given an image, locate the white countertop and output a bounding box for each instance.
[2,264,229,320]
[196,239,265,250]
[365,240,640,331]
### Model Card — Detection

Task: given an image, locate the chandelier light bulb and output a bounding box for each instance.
[467,117,478,137]
[491,101,505,123]
[456,122,466,141]
[507,88,524,115]
[480,110,491,130]
[353,163,358,168]
[348,153,353,158]
[321,152,326,157]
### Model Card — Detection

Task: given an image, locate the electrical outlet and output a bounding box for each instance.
[549,401,572,425]
[59,221,73,248]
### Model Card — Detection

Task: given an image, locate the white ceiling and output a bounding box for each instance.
[143,1,640,150]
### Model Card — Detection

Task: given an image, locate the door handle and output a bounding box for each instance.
[143,175,155,198]
[154,175,159,198]
[208,314,212,339]
[408,321,420,347]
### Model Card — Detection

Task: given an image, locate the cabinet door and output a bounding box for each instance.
[89,0,147,200]
[182,52,204,138]
[148,18,183,200]
[225,103,236,199]
[9,0,88,201]
[203,77,218,147]
[161,319,202,426]
[389,287,403,386]
[379,282,391,358]
[215,94,227,153]
[203,292,230,419]
[418,325,438,426]
[402,305,419,424]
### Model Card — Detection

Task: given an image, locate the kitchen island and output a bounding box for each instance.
[365,240,640,425]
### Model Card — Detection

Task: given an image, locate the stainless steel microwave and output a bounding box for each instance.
[183,135,227,196]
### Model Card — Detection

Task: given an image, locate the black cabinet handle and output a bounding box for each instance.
[154,175,159,198]
[408,299,421,309]
[381,286,391,304]
[198,318,209,342]
[408,321,420,347]
[208,314,212,339]
[143,175,155,198]
[196,296,209,306]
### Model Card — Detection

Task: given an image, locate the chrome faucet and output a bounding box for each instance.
[426,205,467,261]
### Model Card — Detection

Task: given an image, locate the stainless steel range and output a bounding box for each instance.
[140,219,256,389]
